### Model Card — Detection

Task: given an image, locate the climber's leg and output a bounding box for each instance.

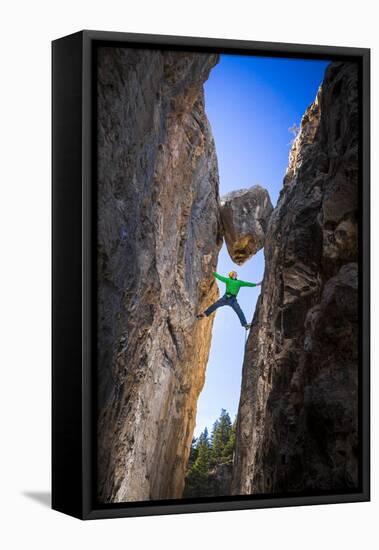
[203,295,228,317]
[229,297,248,327]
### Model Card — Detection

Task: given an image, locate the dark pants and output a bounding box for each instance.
[204,294,248,326]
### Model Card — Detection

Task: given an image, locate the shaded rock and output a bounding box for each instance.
[220,185,273,265]
[96,47,222,503]
[232,62,359,495]
[208,462,233,496]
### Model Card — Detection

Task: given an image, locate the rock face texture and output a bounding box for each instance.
[232,62,359,495]
[208,463,233,496]
[220,186,273,264]
[96,48,223,503]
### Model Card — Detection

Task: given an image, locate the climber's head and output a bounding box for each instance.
[229,271,238,279]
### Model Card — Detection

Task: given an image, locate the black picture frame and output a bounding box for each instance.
[52,30,370,520]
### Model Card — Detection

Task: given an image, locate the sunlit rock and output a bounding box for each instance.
[96,48,223,503]
[220,185,273,265]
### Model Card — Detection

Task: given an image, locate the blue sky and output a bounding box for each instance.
[194,54,330,437]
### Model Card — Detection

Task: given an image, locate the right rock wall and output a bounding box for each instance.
[232,62,359,495]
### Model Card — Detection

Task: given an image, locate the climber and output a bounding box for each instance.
[197,271,262,330]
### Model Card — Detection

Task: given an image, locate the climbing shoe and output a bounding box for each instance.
[196,313,206,319]
[244,323,251,330]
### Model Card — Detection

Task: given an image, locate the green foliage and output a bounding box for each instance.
[183,410,236,498]
[210,409,233,466]
[187,437,198,468]
[222,421,236,463]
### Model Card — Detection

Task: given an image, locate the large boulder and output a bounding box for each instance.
[220,185,273,265]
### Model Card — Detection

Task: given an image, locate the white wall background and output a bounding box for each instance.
[0,1,376,548]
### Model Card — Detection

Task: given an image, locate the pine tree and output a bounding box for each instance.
[210,409,232,466]
[183,428,211,497]
[188,437,198,468]
[197,427,209,447]
[193,428,211,474]
[222,418,236,463]
[183,412,237,498]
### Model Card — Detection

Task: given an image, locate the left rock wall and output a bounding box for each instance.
[96,48,222,503]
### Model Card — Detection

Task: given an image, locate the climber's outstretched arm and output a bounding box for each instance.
[239,279,261,287]
[213,271,228,283]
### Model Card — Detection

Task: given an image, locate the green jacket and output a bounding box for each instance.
[213,272,256,297]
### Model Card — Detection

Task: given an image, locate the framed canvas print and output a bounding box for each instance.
[52,30,370,519]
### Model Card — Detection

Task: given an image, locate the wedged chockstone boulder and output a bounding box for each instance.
[96,48,223,503]
[220,185,273,265]
[232,62,359,495]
